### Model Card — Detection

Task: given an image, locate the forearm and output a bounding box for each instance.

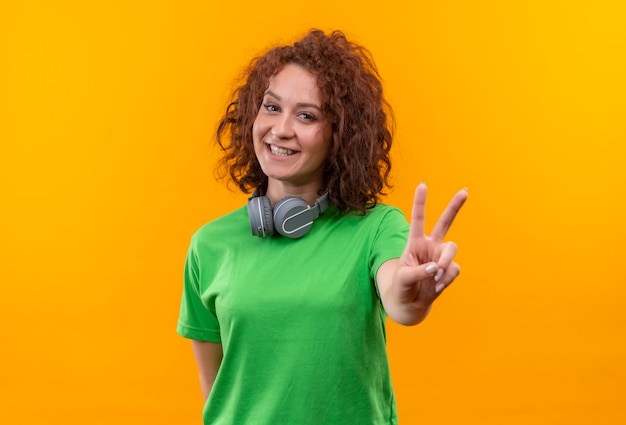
[199,373,217,402]
[377,258,435,326]
[191,340,223,402]
[380,288,432,326]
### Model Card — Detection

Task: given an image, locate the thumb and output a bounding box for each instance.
[397,262,439,286]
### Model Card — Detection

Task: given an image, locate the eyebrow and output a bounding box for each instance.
[264,90,322,112]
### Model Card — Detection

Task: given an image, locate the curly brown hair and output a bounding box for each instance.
[216,29,394,214]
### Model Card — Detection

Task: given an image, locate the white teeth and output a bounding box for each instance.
[269,144,295,156]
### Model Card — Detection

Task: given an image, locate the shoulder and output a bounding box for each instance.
[190,206,249,247]
[366,203,407,219]
[335,203,408,227]
[365,204,409,236]
[316,203,408,241]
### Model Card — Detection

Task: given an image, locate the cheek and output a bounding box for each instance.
[252,116,261,139]
[253,114,272,143]
[306,130,331,162]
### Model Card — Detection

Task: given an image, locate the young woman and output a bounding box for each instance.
[177,29,467,425]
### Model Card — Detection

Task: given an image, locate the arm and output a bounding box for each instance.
[377,258,434,325]
[191,340,223,401]
[377,183,467,326]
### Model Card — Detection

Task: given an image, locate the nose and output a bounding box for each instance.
[271,113,295,139]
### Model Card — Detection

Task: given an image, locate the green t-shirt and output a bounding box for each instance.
[177,204,409,425]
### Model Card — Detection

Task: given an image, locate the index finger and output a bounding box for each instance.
[430,188,468,242]
[408,183,427,240]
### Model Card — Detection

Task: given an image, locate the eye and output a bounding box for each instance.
[263,103,279,112]
[299,112,318,121]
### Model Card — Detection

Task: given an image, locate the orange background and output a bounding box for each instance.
[1,1,625,424]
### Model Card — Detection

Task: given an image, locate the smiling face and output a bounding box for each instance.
[253,64,332,197]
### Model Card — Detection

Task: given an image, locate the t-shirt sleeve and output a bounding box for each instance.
[369,207,410,282]
[176,241,221,342]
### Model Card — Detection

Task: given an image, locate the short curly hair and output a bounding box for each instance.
[216,29,394,214]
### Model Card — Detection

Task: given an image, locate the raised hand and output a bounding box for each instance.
[378,183,468,325]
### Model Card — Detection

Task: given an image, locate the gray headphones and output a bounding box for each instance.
[247,191,329,239]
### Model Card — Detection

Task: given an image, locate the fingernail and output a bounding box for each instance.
[425,264,437,273]
[434,268,444,282]
[435,282,445,293]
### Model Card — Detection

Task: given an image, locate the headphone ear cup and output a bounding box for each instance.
[248,196,274,237]
[273,196,312,238]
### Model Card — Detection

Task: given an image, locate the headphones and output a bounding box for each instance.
[247,190,330,239]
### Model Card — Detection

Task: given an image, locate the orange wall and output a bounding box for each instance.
[1,1,625,424]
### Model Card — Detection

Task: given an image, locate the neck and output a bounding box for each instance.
[265,180,323,206]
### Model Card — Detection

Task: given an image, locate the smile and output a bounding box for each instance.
[268,144,297,156]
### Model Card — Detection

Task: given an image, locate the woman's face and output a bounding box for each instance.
[253,64,332,191]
